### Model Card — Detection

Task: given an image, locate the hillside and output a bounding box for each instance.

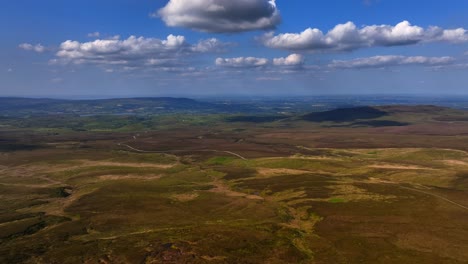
[300,105,468,127]
[302,106,388,122]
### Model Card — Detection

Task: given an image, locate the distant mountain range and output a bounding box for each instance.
[0,97,259,117]
[0,97,467,120]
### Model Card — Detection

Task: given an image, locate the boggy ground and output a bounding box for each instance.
[1,115,468,263]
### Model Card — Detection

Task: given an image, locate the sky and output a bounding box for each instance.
[1,0,468,98]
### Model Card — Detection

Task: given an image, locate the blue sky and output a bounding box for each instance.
[1,0,468,98]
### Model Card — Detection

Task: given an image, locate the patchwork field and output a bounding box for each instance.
[1,105,468,263]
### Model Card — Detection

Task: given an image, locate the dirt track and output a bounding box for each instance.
[118,143,248,160]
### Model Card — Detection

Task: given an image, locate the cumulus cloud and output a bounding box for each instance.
[52,35,229,69]
[262,21,468,52]
[216,54,456,71]
[432,27,468,43]
[215,57,269,68]
[19,43,46,53]
[272,54,304,67]
[216,54,307,69]
[329,55,455,69]
[156,0,281,33]
[192,38,231,52]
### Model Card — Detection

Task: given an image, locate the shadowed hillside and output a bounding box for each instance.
[302,106,388,122]
[377,105,451,114]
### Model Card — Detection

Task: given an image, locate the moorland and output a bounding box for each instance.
[1,97,468,263]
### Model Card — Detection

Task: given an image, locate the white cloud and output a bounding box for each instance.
[145,58,176,66]
[215,57,269,68]
[53,35,229,68]
[192,38,231,52]
[215,54,456,71]
[329,55,455,69]
[273,54,304,66]
[262,21,468,52]
[19,43,46,53]
[156,0,281,33]
[216,54,306,69]
[7,68,13,72]
[430,27,468,43]
[87,32,100,38]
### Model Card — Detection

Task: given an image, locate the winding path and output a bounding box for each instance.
[399,186,468,211]
[118,143,247,160]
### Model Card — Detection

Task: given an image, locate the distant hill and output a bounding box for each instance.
[377,105,451,114]
[0,97,256,117]
[302,106,388,122]
[0,98,65,111]
[301,105,468,127]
